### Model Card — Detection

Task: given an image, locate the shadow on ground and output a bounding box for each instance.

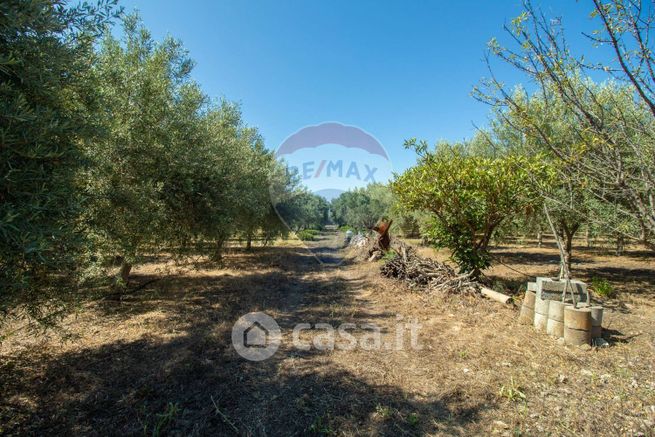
[0,242,484,436]
[485,244,655,299]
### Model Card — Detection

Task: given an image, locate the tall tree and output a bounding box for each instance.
[484,89,595,271]
[85,14,203,285]
[477,0,655,250]
[0,0,117,319]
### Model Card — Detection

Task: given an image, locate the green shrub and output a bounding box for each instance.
[591,277,616,298]
[381,251,398,261]
[296,230,317,241]
[406,413,420,427]
[392,144,548,278]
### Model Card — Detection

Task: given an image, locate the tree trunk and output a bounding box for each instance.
[564,232,573,273]
[585,228,591,248]
[246,232,253,251]
[537,228,543,248]
[616,235,625,256]
[558,221,579,274]
[213,237,226,262]
[370,219,393,253]
[114,257,132,289]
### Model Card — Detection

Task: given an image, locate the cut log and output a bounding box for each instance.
[480,287,512,304]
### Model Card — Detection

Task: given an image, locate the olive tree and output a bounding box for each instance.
[233,132,278,250]
[331,184,393,230]
[0,0,117,320]
[85,14,213,285]
[478,0,655,250]
[482,89,597,271]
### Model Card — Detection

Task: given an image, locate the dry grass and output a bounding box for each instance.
[0,234,654,436]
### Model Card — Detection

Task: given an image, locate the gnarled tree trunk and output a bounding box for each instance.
[213,235,227,262]
[558,221,580,273]
[616,235,625,256]
[114,256,132,289]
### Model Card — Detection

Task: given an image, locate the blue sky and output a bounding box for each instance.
[116,0,609,174]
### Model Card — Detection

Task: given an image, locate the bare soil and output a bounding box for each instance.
[1,233,654,436]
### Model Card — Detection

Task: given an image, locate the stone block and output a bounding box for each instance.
[536,277,588,304]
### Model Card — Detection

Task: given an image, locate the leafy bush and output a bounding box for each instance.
[591,277,616,298]
[393,143,548,277]
[381,251,398,262]
[296,230,318,241]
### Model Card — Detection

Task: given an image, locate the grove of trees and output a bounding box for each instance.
[338,1,655,279]
[478,0,655,251]
[331,184,393,230]
[0,1,327,326]
[3,0,655,326]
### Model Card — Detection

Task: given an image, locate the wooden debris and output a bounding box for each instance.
[367,251,383,261]
[480,287,512,304]
[380,242,479,295]
[371,219,392,252]
[367,219,393,260]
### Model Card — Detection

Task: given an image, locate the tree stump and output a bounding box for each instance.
[367,219,393,260]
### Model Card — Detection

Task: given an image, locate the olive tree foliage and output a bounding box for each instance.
[85,15,290,283]
[0,4,311,329]
[480,89,602,272]
[331,184,393,230]
[197,104,271,258]
[0,0,118,321]
[329,183,427,238]
[476,0,655,250]
[84,15,207,284]
[233,132,280,250]
[391,208,430,238]
[279,191,330,232]
[266,162,331,236]
[392,141,547,277]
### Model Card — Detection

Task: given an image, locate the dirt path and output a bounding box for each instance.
[1,232,399,435]
[1,232,654,435]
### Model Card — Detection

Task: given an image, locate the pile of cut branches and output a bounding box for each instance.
[380,242,479,295]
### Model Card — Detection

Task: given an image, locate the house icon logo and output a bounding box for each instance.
[232,312,281,361]
[244,321,268,348]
